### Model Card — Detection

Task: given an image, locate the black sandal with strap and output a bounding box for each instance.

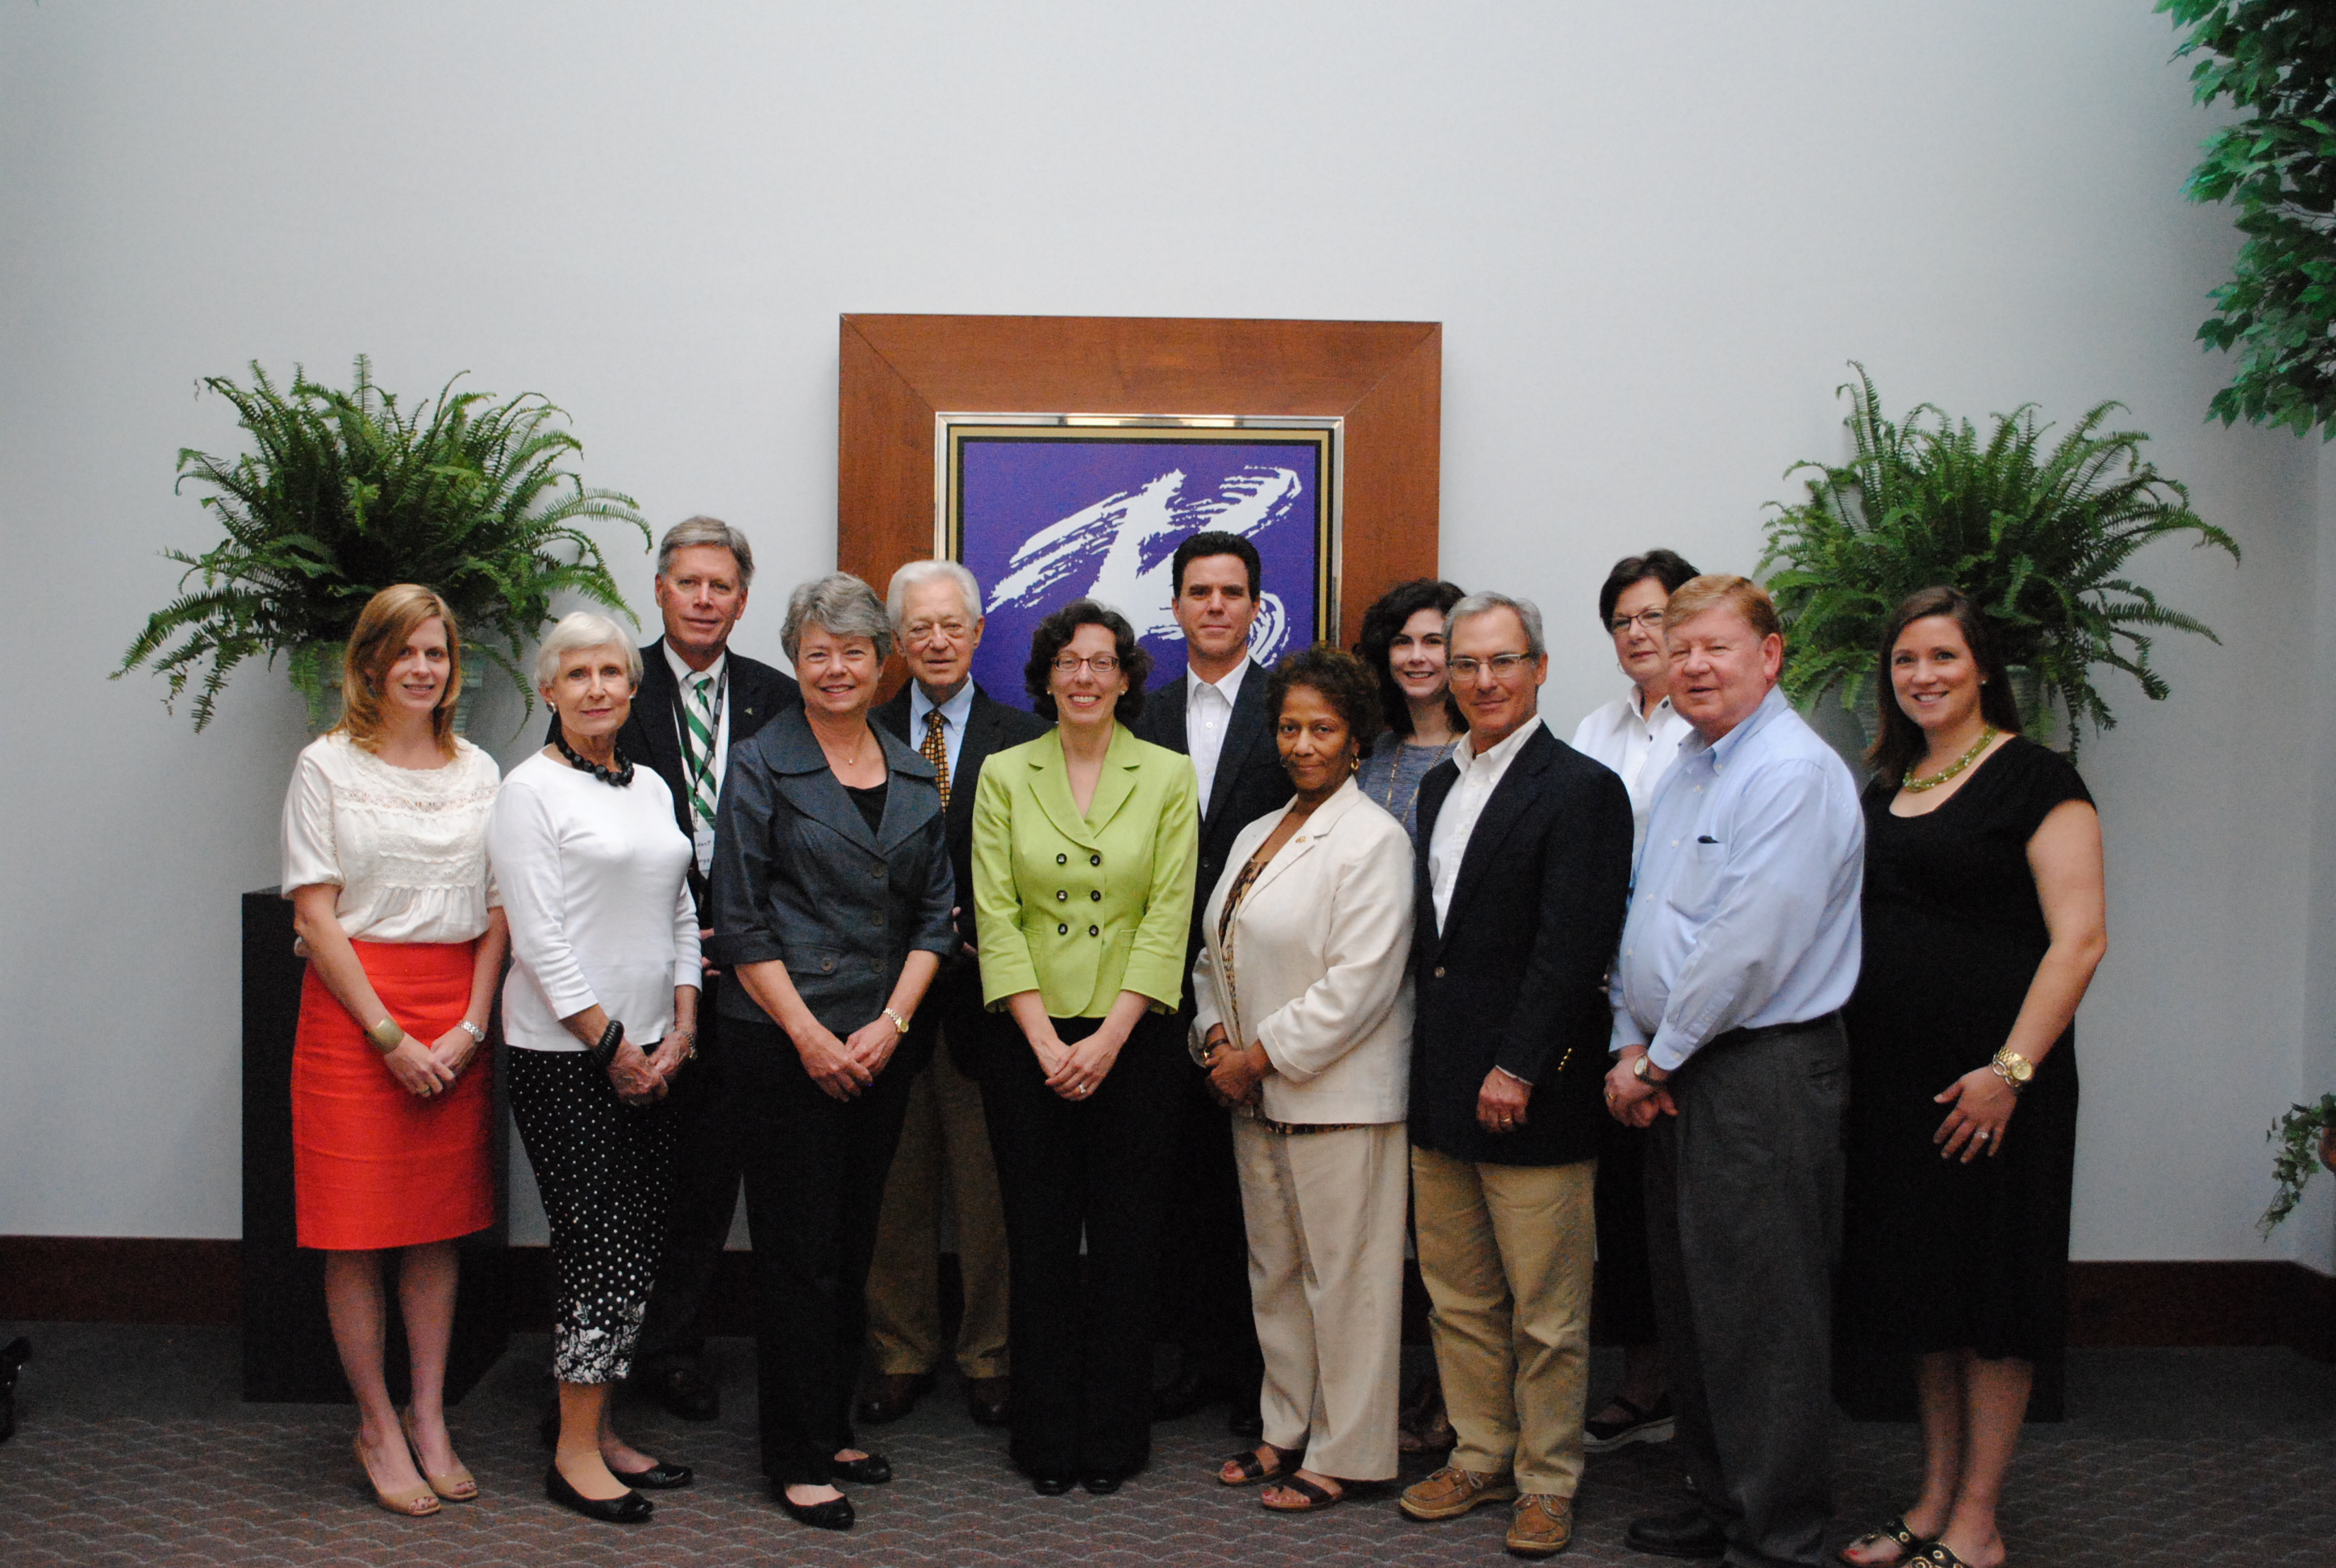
[1261,1474,1355,1513]
[1913,1546,1975,1568]
[1216,1443,1303,1487]
[1840,1516,1925,1566]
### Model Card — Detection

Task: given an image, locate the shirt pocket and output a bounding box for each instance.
[1662,837,1729,920]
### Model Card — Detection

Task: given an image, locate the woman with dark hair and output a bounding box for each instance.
[1838,588,2105,1568]
[1353,578,1466,840]
[1566,548,1699,1456]
[1191,646,1414,1513]
[970,598,1199,1495]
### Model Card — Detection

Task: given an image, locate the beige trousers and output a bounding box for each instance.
[1235,1117,1408,1482]
[1410,1145,1596,1497]
[864,1034,1011,1378]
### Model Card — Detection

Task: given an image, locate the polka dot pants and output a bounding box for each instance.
[509,1047,674,1385]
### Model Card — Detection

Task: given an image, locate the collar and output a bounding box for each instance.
[1688,684,1789,771]
[663,640,726,690]
[908,678,974,732]
[1454,714,1540,775]
[1621,687,1676,732]
[1186,656,1250,708]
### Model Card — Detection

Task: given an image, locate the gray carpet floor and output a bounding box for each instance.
[0,1324,2330,1566]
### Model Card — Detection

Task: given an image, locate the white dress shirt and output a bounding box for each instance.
[665,641,731,878]
[1425,717,1541,932]
[1185,658,1251,819]
[907,677,975,781]
[1570,687,1695,854]
[1609,686,1864,1073]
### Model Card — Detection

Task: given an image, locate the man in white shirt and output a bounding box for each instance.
[1399,593,1634,1559]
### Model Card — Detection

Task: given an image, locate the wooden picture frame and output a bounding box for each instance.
[838,314,1440,690]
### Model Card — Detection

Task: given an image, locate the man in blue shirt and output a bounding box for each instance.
[1602,575,1863,1568]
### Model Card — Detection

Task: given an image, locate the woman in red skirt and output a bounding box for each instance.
[281,585,508,1517]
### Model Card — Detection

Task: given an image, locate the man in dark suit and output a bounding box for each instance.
[1395,591,1633,1561]
[587,516,799,1420]
[856,560,1046,1431]
[1128,530,1288,1432]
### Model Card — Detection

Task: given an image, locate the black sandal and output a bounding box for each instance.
[1840,1516,1925,1566]
[1216,1443,1303,1487]
[1261,1474,1354,1513]
[1913,1547,1975,1568]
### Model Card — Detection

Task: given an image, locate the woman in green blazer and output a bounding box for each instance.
[970,598,1199,1495]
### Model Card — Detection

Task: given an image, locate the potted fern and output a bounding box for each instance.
[1758,365,2239,757]
[115,357,649,731]
[2259,1095,2336,1239]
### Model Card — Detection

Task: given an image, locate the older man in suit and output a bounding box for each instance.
[1129,530,1289,1431]
[1398,591,1634,1559]
[855,560,1048,1430]
[608,516,799,1421]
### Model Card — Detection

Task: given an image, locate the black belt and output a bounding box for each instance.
[1704,1011,1841,1053]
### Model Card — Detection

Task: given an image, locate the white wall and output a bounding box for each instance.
[4,2,2327,1266]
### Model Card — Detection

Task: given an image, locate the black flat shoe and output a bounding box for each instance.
[1625,1505,1727,1559]
[1081,1471,1123,1495]
[610,1460,694,1490]
[831,1452,891,1484]
[775,1486,855,1530]
[1032,1474,1075,1495]
[544,1463,652,1523]
[647,1363,719,1422]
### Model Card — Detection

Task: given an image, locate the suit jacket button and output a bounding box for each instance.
[1056,889,1068,901]
[1057,923,1069,936]
[823,958,836,972]
[1057,853,1068,865]
[1090,853,1101,866]
[1088,925,1099,936]
[1434,965,1445,978]
[1090,890,1102,901]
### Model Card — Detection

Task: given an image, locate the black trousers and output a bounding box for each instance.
[1646,1019,1847,1568]
[634,973,742,1375]
[728,1013,916,1487]
[1158,1024,1263,1386]
[1591,1111,1661,1346]
[980,1009,1180,1479]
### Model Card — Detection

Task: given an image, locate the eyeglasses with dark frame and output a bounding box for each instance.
[1050,653,1122,675]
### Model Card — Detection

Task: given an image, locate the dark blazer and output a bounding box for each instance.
[703,706,957,1041]
[874,682,1049,1067]
[1130,659,1291,994]
[547,637,799,913]
[1409,723,1634,1167]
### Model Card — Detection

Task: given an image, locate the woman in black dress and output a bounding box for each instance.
[1838,589,2105,1568]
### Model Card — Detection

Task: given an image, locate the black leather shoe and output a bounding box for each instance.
[647,1363,719,1422]
[831,1452,892,1485]
[964,1374,1012,1427]
[1151,1364,1213,1422]
[774,1484,855,1530]
[544,1463,653,1523]
[1080,1470,1123,1495]
[854,1371,933,1425]
[1625,1506,1728,1559]
[610,1460,694,1490]
[1032,1474,1075,1495]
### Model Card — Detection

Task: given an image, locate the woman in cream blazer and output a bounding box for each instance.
[1191,646,1415,1512]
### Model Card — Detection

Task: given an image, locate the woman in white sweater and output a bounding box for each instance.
[490,612,701,1526]
[1191,645,1416,1514]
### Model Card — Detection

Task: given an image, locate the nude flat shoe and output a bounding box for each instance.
[354,1433,441,1517]
[401,1407,478,1502]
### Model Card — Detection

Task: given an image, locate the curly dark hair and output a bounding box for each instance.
[1596,549,1700,628]
[1024,598,1151,725]
[1266,644,1381,765]
[1868,586,2023,782]
[1354,578,1466,737]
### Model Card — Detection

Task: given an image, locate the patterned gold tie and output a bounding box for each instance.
[921,708,952,809]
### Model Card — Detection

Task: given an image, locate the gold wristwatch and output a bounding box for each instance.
[1990,1046,2034,1095]
[883,1007,911,1036]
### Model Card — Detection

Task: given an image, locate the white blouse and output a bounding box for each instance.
[279,732,502,945]
[1571,690,1696,853]
[488,751,702,1053]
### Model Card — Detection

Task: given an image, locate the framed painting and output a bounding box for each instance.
[838,314,1441,706]
[943,417,1337,696]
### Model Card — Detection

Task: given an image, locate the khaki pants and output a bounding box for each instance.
[1410,1145,1596,1497]
[1235,1118,1408,1483]
[864,1036,1010,1378]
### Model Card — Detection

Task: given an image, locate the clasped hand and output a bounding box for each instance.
[1200,1027,1266,1109]
[382,1031,461,1098]
[796,1015,900,1102]
[1036,1026,1124,1103]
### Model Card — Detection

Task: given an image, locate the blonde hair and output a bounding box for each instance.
[336,584,462,757]
[1661,573,1783,642]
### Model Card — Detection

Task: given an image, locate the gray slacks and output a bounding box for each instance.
[1644,1017,1846,1568]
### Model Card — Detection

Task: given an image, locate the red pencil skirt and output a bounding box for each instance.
[292,939,495,1251]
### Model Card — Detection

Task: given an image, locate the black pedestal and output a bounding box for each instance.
[240,890,509,1403]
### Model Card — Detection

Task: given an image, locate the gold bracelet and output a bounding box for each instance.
[883,1007,911,1036]
[366,1017,403,1054]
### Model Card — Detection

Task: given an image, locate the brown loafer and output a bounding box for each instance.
[963,1375,1012,1427]
[853,1372,932,1425]
[1506,1494,1574,1557]
[1399,1466,1518,1521]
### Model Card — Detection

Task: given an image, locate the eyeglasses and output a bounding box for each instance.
[1609,609,1666,634]
[904,619,971,643]
[1447,653,1534,680]
[1051,654,1121,674]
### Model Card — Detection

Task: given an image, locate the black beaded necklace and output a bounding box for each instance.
[555,728,635,786]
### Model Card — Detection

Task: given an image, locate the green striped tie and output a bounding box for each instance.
[686,673,719,828]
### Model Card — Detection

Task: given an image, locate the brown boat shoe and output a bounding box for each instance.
[1506,1494,1574,1557]
[1399,1465,1519,1521]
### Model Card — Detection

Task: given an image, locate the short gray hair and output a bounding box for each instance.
[1447,591,1546,660]
[535,611,643,690]
[782,573,893,665]
[886,559,983,628]
[657,515,755,587]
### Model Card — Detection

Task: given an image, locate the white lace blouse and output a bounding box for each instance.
[279,732,503,945]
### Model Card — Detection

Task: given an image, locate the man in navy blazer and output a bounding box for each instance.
[857,561,1046,1430]
[590,518,798,1421]
[1397,591,1633,1558]
[1129,531,1287,1432]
